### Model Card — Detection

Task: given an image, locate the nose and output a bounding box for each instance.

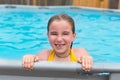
[56,35,63,42]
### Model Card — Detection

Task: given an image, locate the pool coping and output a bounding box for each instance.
[0,4,120,13]
[0,59,120,80]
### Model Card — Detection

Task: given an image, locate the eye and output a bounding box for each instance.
[50,32,57,35]
[63,31,69,35]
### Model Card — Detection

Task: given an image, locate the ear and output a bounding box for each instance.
[72,33,76,41]
[47,32,48,36]
[47,32,50,39]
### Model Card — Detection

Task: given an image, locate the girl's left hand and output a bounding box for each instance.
[77,56,93,72]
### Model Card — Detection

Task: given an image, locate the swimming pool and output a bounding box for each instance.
[0,5,120,62]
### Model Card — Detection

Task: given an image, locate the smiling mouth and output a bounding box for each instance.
[55,44,65,48]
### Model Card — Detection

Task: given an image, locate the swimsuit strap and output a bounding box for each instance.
[48,49,55,61]
[48,49,77,62]
[70,50,77,62]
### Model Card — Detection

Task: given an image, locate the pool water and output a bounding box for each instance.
[0,5,120,62]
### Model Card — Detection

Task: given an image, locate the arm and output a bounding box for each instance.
[22,50,50,70]
[74,48,93,72]
[22,54,39,70]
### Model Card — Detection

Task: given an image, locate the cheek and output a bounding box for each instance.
[64,36,73,43]
[48,36,55,43]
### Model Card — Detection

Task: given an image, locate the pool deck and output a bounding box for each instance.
[0,59,120,80]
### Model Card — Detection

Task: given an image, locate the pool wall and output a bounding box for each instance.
[0,59,120,80]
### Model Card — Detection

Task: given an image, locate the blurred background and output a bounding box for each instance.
[0,0,119,9]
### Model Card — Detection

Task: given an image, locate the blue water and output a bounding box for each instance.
[0,6,120,62]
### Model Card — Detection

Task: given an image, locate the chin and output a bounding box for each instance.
[54,49,65,54]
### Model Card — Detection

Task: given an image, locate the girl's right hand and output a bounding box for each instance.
[22,55,39,70]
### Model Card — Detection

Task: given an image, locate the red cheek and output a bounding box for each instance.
[49,36,56,42]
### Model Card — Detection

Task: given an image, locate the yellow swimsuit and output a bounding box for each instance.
[48,49,77,62]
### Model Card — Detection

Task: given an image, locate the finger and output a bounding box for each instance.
[34,56,40,62]
[77,57,82,63]
[22,55,36,70]
[81,56,86,71]
[85,56,93,72]
[24,63,33,70]
[86,58,91,72]
[88,57,93,70]
[23,58,30,69]
[22,56,27,66]
[27,62,34,70]
[23,57,33,70]
[27,57,34,69]
[81,56,91,72]
[22,56,28,68]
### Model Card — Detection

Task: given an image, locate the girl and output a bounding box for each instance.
[22,14,93,72]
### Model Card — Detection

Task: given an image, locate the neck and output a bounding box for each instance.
[54,50,71,58]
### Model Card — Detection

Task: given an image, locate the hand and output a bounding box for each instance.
[22,55,39,70]
[77,56,93,72]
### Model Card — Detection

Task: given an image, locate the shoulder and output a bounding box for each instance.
[72,48,89,57]
[36,49,52,61]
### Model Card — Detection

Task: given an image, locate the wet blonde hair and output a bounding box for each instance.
[47,14,75,34]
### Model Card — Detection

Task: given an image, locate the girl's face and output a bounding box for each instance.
[48,20,76,54]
